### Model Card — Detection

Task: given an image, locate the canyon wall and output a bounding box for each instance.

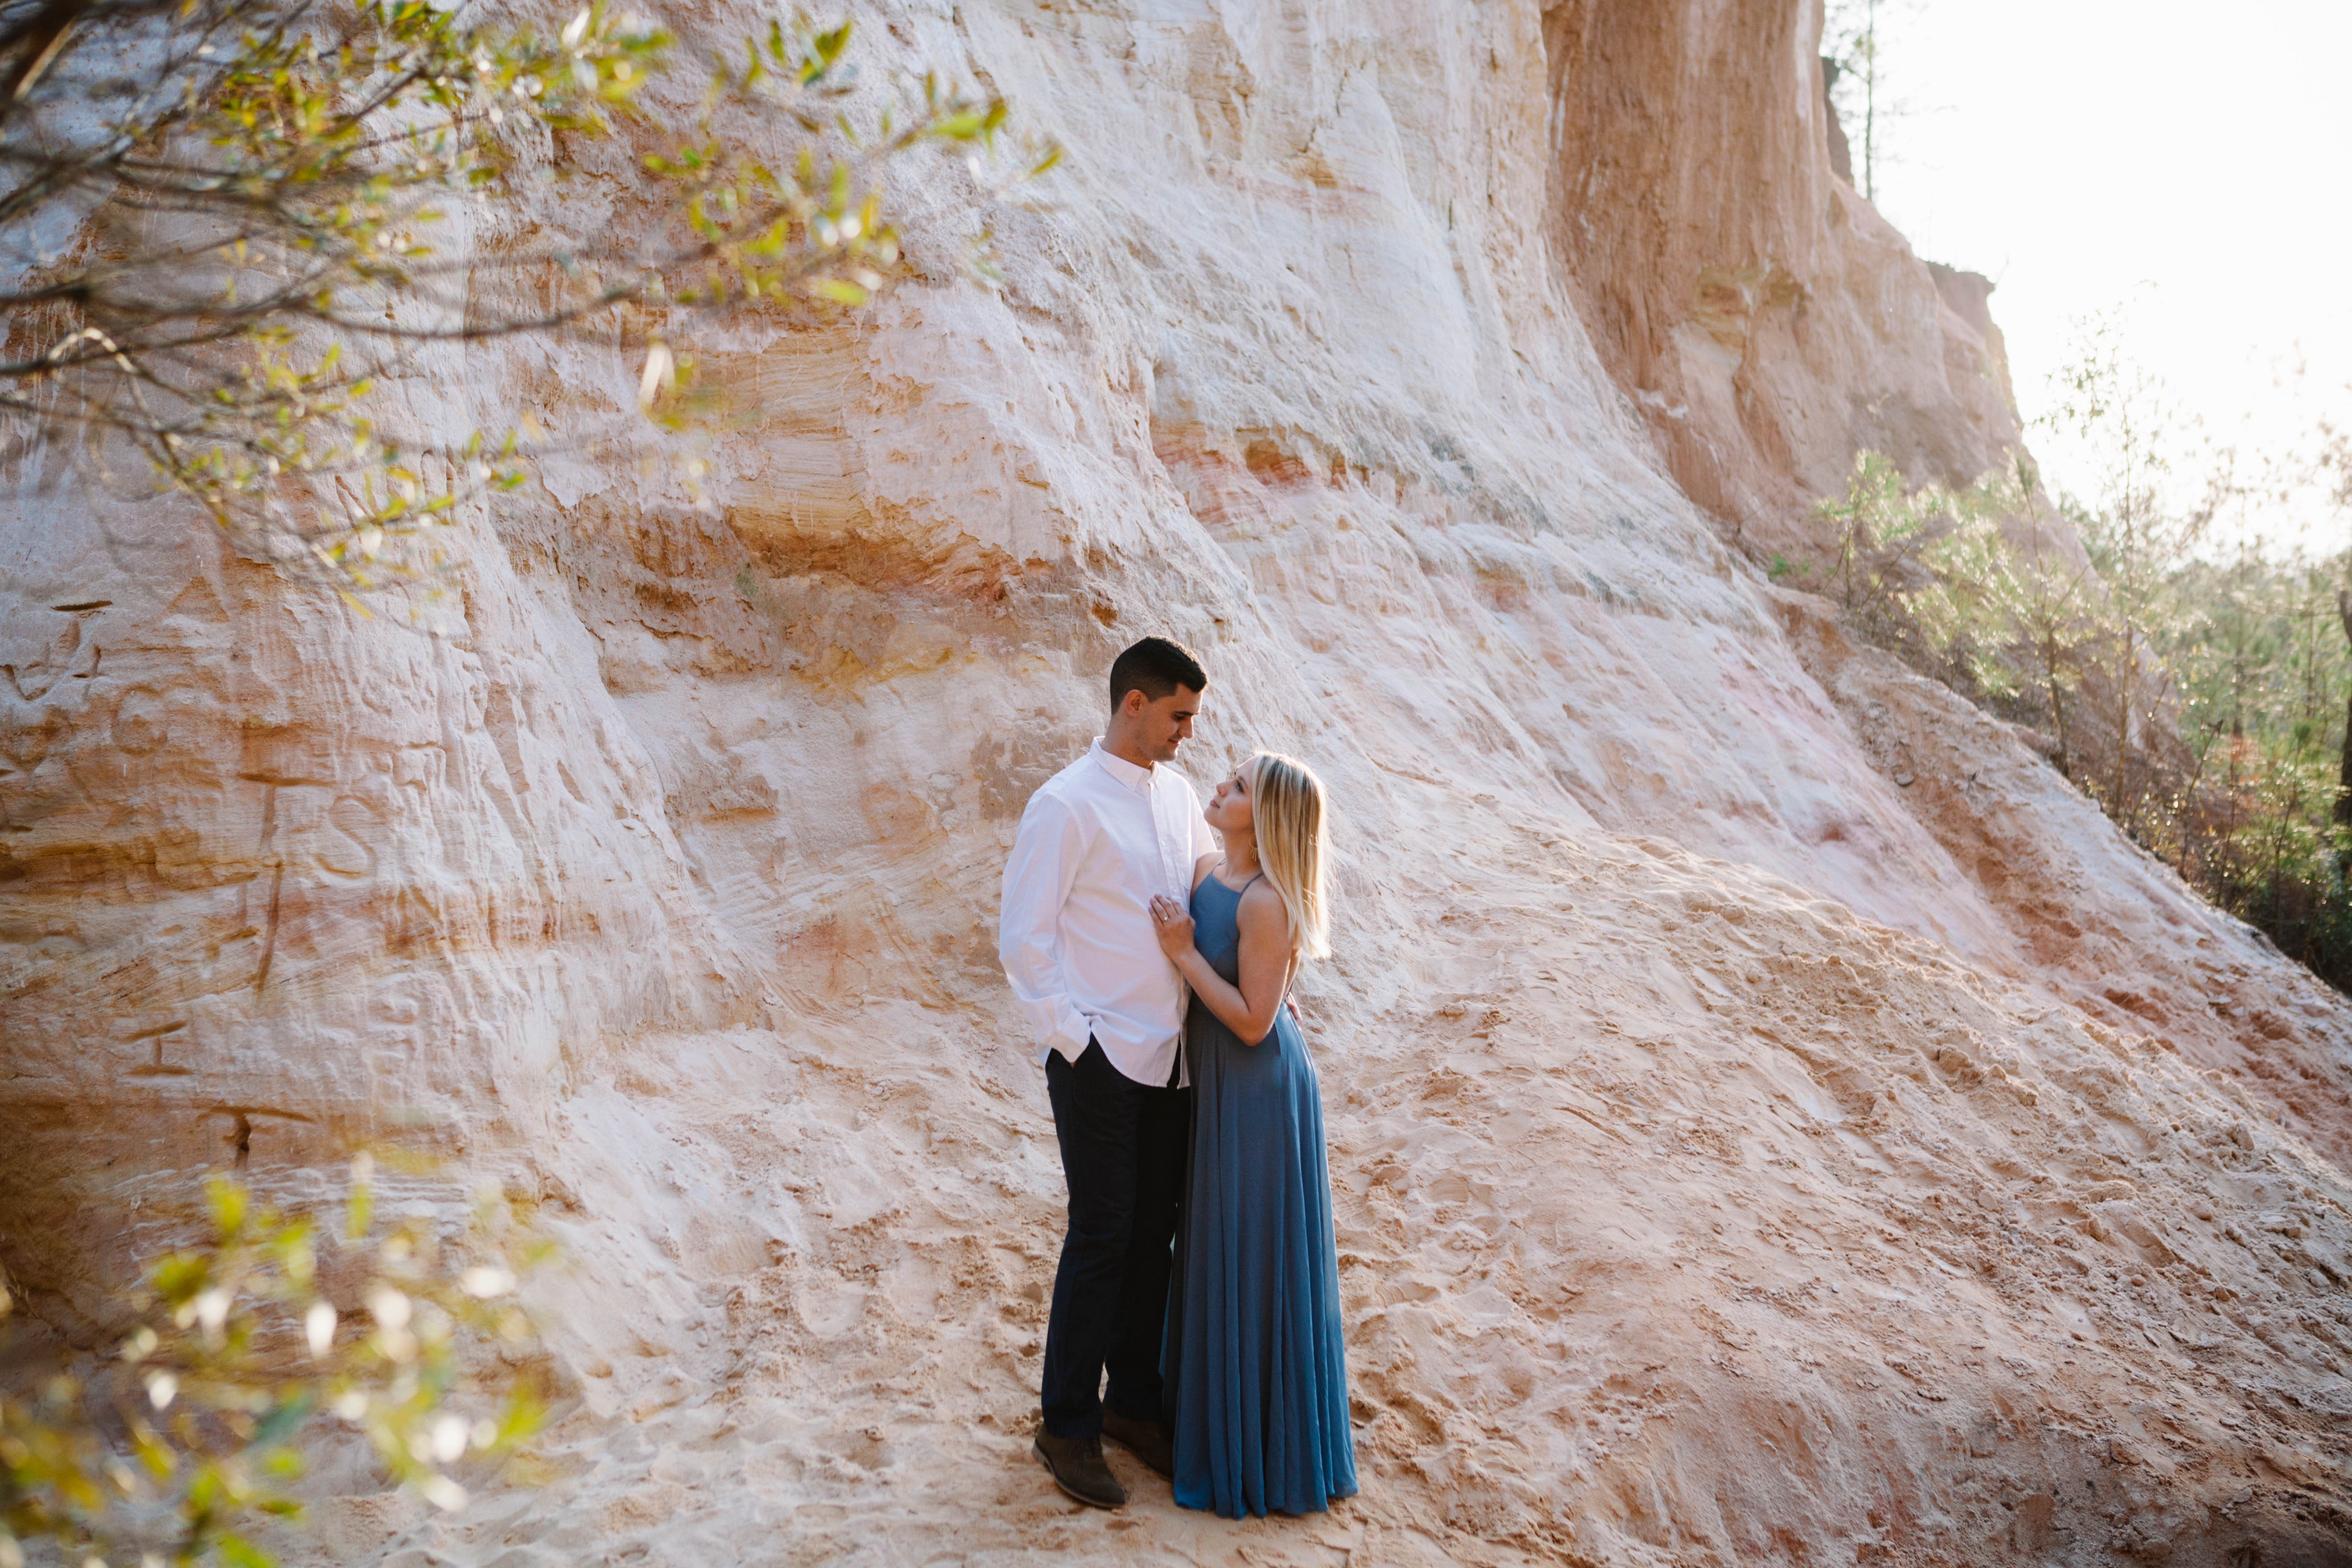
[1544,0,2023,558]
[4,1,2351,1565]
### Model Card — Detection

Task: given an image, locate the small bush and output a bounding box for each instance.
[1,1156,553,1568]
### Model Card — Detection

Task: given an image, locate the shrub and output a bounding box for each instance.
[1,1156,551,1568]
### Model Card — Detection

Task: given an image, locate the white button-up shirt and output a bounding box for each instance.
[998,738,1221,1086]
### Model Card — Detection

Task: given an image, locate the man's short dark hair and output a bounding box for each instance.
[1109,636,1206,710]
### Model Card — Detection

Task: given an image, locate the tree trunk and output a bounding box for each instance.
[2334,589,2352,828]
[1861,0,1877,200]
[2042,628,2069,777]
[2112,625,2135,819]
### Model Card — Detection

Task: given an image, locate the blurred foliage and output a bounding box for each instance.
[1801,449,2099,755]
[2159,543,2352,984]
[0,0,1054,612]
[0,1155,552,1568]
[1796,315,2352,990]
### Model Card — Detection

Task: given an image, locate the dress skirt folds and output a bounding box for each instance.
[1165,873,1358,1517]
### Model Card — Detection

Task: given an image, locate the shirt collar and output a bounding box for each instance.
[1090,737,1154,793]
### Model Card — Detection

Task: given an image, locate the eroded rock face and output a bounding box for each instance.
[4,1,2349,1564]
[1544,0,2023,556]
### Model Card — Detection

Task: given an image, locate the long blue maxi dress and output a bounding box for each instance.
[1165,870,1358,1518]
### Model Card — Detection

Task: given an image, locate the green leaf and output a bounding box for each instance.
[252,1389,315,1448]
[218,1533,275,1568]
[150,1251,211,1303]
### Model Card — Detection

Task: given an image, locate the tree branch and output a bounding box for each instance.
[0,0,91,115]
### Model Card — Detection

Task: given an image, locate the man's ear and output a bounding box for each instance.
[1120,688,1147,718]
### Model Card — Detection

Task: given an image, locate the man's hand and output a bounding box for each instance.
[1148,894,1196,962]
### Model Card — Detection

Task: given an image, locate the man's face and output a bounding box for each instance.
[1127,685,1201,764]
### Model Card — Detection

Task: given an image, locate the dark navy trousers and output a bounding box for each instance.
[1039,1038,1188,1439]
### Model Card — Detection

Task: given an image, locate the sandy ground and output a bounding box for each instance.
[285,778,2352,1567]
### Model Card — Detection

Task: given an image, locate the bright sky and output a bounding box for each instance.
[1866,0,2352,546]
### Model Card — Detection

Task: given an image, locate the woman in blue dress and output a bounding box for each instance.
[1148,751,1357,1519]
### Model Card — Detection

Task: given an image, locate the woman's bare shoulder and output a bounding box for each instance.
[1236,879,1292,936]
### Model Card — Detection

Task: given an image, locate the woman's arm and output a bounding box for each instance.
[1189,851,1220,891]
[1150,886,1294,1045]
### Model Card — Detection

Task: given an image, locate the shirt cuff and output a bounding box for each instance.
[1045,1006,1092,1064]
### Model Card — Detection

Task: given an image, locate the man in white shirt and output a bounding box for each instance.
[999,636,1219,1509]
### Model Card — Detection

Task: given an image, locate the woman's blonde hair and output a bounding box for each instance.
[1248,751,1331,963]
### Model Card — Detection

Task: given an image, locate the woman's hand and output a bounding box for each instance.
[1149,894,1196,962]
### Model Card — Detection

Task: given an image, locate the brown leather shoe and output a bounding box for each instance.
[1034,1430,1126,1509]
[1100,1409,1175,1480]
